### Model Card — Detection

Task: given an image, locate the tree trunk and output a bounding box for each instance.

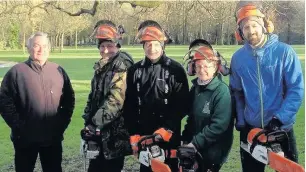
[220,23,224,45]
[287,22,291,44]
[23,32,26,54]
[182,2,187,44]
[60,32,64,53]
[226,23,230,45]
[75,30,78,49]
[55,34,59,48]
[50,36,54,52]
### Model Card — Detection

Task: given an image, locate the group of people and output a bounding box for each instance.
[0,2,303,172]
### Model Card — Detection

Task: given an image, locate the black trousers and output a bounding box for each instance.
[197,163,222,172]
[14,142,63,172]
[240,128,298,172]
[140,158,178,172]
[88,155,124,172]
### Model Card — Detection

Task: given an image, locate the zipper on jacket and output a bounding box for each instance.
[255,50,264,128]
[40,71,48,120]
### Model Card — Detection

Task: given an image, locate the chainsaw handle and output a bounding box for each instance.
[137,135,157,149]
[250,129,289,154]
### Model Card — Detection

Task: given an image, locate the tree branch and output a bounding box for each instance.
[47,0,99,16]
[197,0,218,20]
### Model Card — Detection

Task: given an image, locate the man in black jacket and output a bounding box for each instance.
[0,32,75,172]
[123,20,189,172]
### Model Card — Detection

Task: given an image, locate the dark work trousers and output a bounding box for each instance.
[197,163,222,172]
[88,155,124,172]
[240,127,298,172]
[14,142,63,172]
[140,158,178,172]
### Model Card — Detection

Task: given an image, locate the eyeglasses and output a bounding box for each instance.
[195,63,216,69]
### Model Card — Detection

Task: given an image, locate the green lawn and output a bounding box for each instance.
[0,45,304,171]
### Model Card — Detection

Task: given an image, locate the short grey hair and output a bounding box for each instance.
[26,32,51,50]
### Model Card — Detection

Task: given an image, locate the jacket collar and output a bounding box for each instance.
[142,52,168,66]
[93,51,120,70]
[192,74,223,91]
[25,57,48,73]
[244,34,279,57]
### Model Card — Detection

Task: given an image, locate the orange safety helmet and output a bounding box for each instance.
[95,24,119,41]
[185,45,220,76]
[193,46,219,62]
[183,39,230,76]
[135,20,169,44]
[136,26,168,43]
[92,20,121,48]
[235,3,274,42]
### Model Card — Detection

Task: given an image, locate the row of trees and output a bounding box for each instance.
[0,0,304,52]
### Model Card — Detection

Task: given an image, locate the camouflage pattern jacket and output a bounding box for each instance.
[83,51,133,159]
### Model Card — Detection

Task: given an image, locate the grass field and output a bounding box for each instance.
[0,45,304,172]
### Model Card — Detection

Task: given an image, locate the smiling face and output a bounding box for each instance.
[143,40,163,63]
[241,18,264,46]
[99,40,119,60]
[195,59,218,81]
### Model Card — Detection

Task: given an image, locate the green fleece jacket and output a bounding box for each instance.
[182,74,234,164]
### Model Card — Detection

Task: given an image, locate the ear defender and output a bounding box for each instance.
[264,18,274,33]
[186,60,196,76]
[235,27,244,42]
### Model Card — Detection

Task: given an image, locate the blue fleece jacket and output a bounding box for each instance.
[230,34,304,130]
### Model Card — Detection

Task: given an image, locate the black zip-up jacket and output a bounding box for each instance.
[123,53,189,148]
[0,58,75,147]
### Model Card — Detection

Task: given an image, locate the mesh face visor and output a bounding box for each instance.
[135,26,168,43]
[182,45,219,65]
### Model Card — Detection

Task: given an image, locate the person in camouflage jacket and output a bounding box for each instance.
[81,20,133,172]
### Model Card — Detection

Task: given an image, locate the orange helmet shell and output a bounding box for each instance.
[137,26,167,43]
[95,24,118,41]
[236,5,265,25]
[193,46,218,61]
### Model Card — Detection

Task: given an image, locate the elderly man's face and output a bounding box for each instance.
[29,36,50,65]
[242,19,264,46]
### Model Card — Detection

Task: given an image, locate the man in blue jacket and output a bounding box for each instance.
[230,2,304,172]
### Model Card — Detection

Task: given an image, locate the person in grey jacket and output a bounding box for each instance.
[0,32,75,172]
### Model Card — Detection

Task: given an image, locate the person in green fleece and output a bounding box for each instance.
[181,39,234,172]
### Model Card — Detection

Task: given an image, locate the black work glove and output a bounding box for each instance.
[267,117,282,131]
[80,124,99,141]
[239,127,249,144]
[154,134,163,142]
[235,124,245,132]
[177,145,197,170]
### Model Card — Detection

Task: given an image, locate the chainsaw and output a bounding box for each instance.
[240,128,305,172]
[136,135,201,172]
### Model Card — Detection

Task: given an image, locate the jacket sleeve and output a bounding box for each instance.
[164,67,189,131]
[181,87,195,142]
[58,67,75,132]
[0,68,24,131]
[122,67,139,135]
[274,47,304,127]
[92,70,127,130]
[83,78,94,125]
[229,60,246,129]
[191,86,232,150]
